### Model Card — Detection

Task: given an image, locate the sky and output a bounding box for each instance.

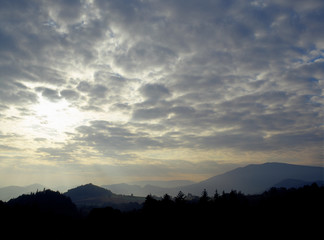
[0,0,323,187]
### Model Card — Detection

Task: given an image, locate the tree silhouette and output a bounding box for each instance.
[143,194,158,211]
[161,193,173,207]
[175,191,186,205]
[162,193,172,202]
[213,189,219,200]
[199,188,210,205]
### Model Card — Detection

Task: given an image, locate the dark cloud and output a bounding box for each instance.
[266,130,324,149]
[75,121,163,153]
[90,84,108,99]
[53,0,83,23]
[60,89,80,101]
[34,138,47,142]
[0,144,20,151]
[140,83,171,102]
[132,107,169,121]
[25,66,66,85]
[37,147,73,162]
[35,87,61,101]
[76,81,92,92]
[0,80,37,105]
[114,42,178,73]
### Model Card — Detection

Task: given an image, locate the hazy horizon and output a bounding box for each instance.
[0,0,323,187]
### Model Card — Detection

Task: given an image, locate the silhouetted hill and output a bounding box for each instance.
[177,162,324,195]
[8,189,77,216]
[64,183,113,205]
[64,183,145,211]
[0,183,45,201]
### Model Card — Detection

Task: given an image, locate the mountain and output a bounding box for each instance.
[178,162,324,195]
[102,180,195,197]
[103,162,324,197]
[102,183,145,196]
[102,183,173,197]
[0,183,45,202]
[131,180,195,188]
[2,162,322,202]
[64,183,113,205]
[64,183,145,210]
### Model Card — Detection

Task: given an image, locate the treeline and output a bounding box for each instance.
[89,183,323,236]
[1,184,323,237]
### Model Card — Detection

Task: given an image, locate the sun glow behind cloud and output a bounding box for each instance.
[25,97,83,141]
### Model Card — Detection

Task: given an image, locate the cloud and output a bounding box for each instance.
[35,87,61,102]
[74,120,166,157]
[132,107,169,121]
[140,83,171,103]
[60,89,80,101]
[0,144,20,151]
[0,79,38,105]
[114,42,178,73]
[0,0,323,185]
[51,0,83,23]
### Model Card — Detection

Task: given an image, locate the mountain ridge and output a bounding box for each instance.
[177,162,324,195]
[1,162,323,200]
[0,184,45,202]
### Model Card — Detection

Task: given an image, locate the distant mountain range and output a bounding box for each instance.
[101,162,323,196]
[178,162,324,195]
[101,183,176,197]
[130,180,195,188]
[1,162,323,202]
[0,184,45,202]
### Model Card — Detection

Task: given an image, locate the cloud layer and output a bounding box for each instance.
[0,0,323,186]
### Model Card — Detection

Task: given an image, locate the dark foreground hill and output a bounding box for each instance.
[1,184,323,238]
[7,189,78,216]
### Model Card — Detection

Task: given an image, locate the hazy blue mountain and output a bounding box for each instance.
[102,180,194,197]
[130,180,195,188]
[0,183,45,202]
[102,183,173,197]
[178,162,324,195]
[2,163,323,201]
[102,162,323,197]
[102,183,145,196]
